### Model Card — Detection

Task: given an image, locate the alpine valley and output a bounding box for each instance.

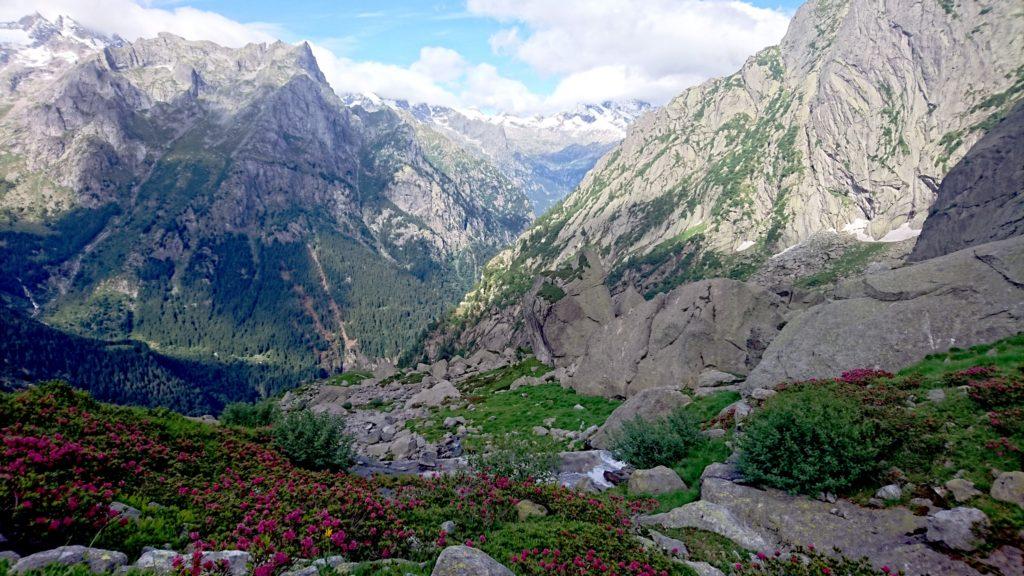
[2,1,1024,576]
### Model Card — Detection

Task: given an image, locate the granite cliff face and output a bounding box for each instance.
[0,17,531,392]
[909,100,1024,262]
[450,0,1024,343]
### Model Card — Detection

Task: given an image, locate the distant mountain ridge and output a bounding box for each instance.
[346,95,652,213]
[0,14,532,402]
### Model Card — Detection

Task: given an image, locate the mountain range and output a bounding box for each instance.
[439,0,1024,356]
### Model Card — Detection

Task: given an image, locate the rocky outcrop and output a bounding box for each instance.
[746,235,1024,390]
[911,101,1024,262]
[696,477,983,576]
[590,388,692,449]
[11,546,127,574]
[431,546,513,576]
[628,466,687,495]
[641,500,773,551]
[451,0,1024,341]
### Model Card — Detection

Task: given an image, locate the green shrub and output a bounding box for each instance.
[738,387,882,494]
[469,434,559,482]
[271,410,354,471]
[610,407,704,469]
[219,398,280,427]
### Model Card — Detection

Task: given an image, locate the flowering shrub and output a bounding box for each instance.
[838,369,894,387]
[967,376,1024,409]
[0,383,682,575]
[942,365,998,388]
[738,386,883,494]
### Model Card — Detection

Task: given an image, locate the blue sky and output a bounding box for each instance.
[13,0,802,114]
[176,0,802,100]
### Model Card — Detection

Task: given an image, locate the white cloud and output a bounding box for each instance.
[469,0,791,107]
[410,47,467,84]
[0,0,277,47]
[2,0,792,115]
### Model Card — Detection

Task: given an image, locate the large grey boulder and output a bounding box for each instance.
[431,546,514,576]
[590,388,692,449]
[641,500,772,551]
[697,477,982,575]
[629,466,687,495]
[133,550,180,574]
[990,471,1024,508]
[569,279,787,398]
[405,381,461,409]
[747,236,1024,390]
[926,507,990,552]
[910,100,1024,262]
[12,546,127,574]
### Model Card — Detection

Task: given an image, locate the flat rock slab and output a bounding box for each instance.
[699,478,982,576]
[431,546,513,576]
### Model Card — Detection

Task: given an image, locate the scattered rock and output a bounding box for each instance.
[701,428,727,439]
[926,389,947,403]
[590,388,692,449]
[431,545,514,576]
[12,546,127,574]
[991,471,1024,508]
[981,545,1024,576]
[405,381,461,409]
[749,388,776,401]
[697,370,743,388]
[926,507,990,552]
[109,501,141,520]
[700,462,743,483]
[573,404,585,411]
[532,426,549,436]
[515,499,548,521]
[876,484,902,501]
[440,521,457,535]
[510,375,543,390]
[684,561,726,576]
[629,466,687,495]
[133,550,180,575]
[944,478,982,503]
[648,530,688,558]
[430,360,449,380]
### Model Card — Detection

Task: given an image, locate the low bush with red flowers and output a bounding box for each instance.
[0,382,692,575]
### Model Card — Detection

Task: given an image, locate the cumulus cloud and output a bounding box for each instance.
[469,0,791,107]
[3,0,792,114]
[0,0,277,47]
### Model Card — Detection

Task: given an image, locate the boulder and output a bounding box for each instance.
[684,561,726,576]
[590,388,692,449]
[876,484,902,501]
[648,529,688,557]
[982,546,1024,576]
[515,499,548,521]
[199,551,252,576]
[12,546,127,574]
[431,546,514,576]
[747,236,1024,390]
[628,466,687,495]
[990,471,1024,508]
[440,520,457,535]
[430,359,449,380]
[641,500,772,551]
[944,478,982,503]
[133,550,180,575]
[697,370,743,388]
[405,381,461,409]
[926,507,989,552]
[568,279,787,398]
[698,477,981,575]
[110,501,141,520]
